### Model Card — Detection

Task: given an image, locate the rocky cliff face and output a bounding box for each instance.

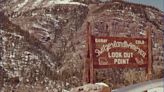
[87,0,164,88]
[0,0,163,91]
[0,0,89,91]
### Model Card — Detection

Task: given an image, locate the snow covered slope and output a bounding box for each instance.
[0,0,163,91]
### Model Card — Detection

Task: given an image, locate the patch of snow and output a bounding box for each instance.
[122,10,125,13]
[45,14,57,21]
[38,20,47,25]
[14,0,29,12]
[13,0,18,3]
[10,54,15,58]
[62,89,70,92]
[113,2,121,4]
[44,0,87,7]
[106,9,112,12]
[56,1,87,6]
[148,11,155,20]
[32,0,43,7]
[29,55,39,60]
[115,17,124,21]
[32,23,49,32]
[2,37,7,42]
[55,0,72,3]
[11,32,23,38]
[32,13,38,16]
[139,31,146,36]
[95,83,109,87]
[11,62,16,66]
[24,51,31,55]
[148,87,164,92]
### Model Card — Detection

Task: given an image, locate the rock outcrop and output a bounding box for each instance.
[0,0,163,91]
[70,83,111,92]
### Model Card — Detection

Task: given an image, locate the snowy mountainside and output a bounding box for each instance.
[0,0,163,91]
[87,0,164,88]
[0,0,89,91]
[2,0,86,13]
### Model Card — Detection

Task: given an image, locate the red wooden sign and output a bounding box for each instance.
[83,22,152,83]
[91,36,148,68]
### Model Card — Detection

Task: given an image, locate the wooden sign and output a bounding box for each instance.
[83,22,152,83]
[91,36,148,68]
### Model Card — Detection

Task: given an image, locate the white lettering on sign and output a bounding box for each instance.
[114,59,129,64]
[123,52,133,58]
[135,40,145,44]
[95,40,146,58]
[108,52,122,58]
[107,52,133,65]
[108,52,134,58]
[95,38,107,43]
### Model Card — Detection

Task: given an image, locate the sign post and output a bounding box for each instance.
[84,22,95,83]
[146,29,153,80]
[83,22,90,83]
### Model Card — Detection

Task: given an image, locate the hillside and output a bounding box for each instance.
[0,0,163,91]
[86,0,164,88]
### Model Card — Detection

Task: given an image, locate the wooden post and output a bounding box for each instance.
[88,22,95,83]
[146,29,153,80]
[83,22,91,83]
